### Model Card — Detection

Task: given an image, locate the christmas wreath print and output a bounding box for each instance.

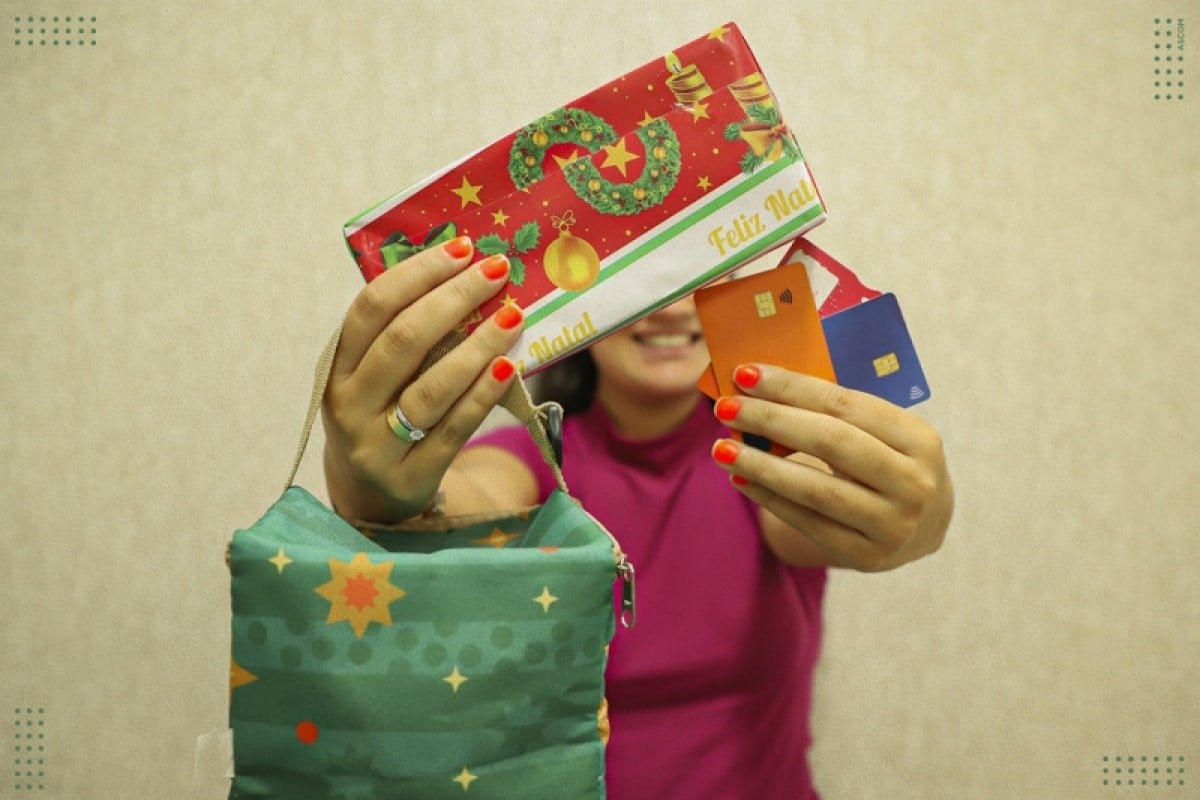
[508,108,681,216]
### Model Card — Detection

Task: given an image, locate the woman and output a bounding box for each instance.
[322,236,954,798]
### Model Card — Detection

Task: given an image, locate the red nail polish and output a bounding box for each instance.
[731,475,749,486]
[478,254,509,280]
[712,440,739,465]
[494,304,524,330]
[714,397,741,422]
[443,235,473,259]
[491,357,515,382]
[734,365,761,390]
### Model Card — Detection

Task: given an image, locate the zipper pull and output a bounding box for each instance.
[616,555,636,628]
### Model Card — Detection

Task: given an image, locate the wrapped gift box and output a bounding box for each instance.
[344,22,826,374]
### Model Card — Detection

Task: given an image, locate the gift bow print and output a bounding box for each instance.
[381,223,459,268]
[551,210,577,232]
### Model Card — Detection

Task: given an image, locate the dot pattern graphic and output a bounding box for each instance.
[1153,18,1185,101]
[11,14,98,46]
[12,708,46,793]
[1101,755,1187,787]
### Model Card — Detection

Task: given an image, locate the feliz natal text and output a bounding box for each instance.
[706,179,818,258]
[525,310,598,367]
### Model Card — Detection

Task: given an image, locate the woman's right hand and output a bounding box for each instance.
[321,236,523,523]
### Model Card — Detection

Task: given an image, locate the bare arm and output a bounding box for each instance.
[435,444,540,517]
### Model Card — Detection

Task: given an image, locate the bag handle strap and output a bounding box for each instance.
[285,322,569,497]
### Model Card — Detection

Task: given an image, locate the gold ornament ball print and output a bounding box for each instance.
[543,230,601,292]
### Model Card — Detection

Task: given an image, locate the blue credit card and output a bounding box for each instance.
[821,293,931,407]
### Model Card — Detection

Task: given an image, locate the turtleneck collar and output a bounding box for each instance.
[578,396,720,473]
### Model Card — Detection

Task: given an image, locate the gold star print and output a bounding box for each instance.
[491,209,510,226]
[472,527,522,548]
[552,149,584,169]
[443,666,469,693]
[708,25,730,41]
[600,138,640,178]
[689,102,711,122]
[451,176,484,208]
[533,586,559,613]
[697,176,713,191]
[268,548,293,573]
[453,767,478,791]
[637,111,656,128]
[597,697,611,745]
[314,552,406,639]
[230,659,257,693]
[500,294,519,307]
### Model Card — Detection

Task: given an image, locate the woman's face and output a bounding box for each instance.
[589,294,710,404]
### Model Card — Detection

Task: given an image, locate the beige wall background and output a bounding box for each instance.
[2,1,1196,797]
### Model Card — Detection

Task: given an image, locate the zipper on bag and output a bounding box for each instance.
[616,553,636,628]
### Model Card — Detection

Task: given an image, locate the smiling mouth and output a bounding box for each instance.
[633,333,703,348]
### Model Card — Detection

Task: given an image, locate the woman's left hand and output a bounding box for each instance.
[711,364,954,572]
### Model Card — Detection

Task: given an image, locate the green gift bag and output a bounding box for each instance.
[228,328,634,799]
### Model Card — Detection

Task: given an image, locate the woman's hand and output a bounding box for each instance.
[322,237,524,523]
[710,364,954,572]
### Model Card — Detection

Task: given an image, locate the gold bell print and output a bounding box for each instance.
[737,122,789,162]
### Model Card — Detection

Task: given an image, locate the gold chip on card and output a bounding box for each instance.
[753,291,777,318]
[873,352,900,377]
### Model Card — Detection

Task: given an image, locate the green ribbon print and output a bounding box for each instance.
[380,223,459,268]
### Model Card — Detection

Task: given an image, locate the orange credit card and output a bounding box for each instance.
[695,262,836,453]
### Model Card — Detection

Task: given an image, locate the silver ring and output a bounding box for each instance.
[386,402,426,444]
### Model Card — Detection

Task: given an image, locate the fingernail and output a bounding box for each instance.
[731,475,749,486]
[494,304,524,330]
[443,235,473,259]
[491,357,516,382]
[714,396,741,422]
[712,440,739,465]
[734,365,761,390]
[478,254,509,280]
